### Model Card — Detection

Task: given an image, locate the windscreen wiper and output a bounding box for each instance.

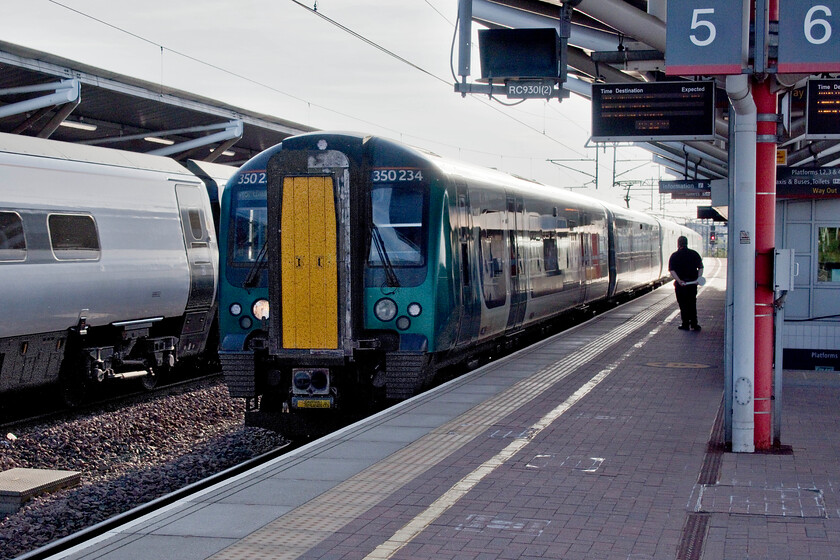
[371,224,400,287]
[243,241,268,288]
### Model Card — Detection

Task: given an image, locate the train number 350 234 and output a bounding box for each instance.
[371,168,424,182]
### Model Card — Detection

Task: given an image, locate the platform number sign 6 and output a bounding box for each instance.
[689,9,716,47]
[665,0,747,75]
[778,0,840,73]
[804,5,832,45]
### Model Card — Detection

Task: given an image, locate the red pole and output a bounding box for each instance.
[753,78,777,450]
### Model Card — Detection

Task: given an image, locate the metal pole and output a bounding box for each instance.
[724,106,736,446]
[753,78,778,450]
[773,291,785,445]
[457,0,472,80]
[726,74,757,453]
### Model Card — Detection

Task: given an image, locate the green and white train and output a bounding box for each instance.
[218,132,700,435]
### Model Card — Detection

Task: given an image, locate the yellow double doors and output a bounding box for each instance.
[280,176,338,349]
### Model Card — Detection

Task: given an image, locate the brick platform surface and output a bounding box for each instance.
[62,260,840,560]
[299,264,840,560]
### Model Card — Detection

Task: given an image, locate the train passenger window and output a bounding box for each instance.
[479,220,506,309]
[0,211,26,262]
[818,227,840,282]
[543,231,559,273]
[48,214,100,261]
[188,209,205,240]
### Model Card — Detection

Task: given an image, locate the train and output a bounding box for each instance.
[0,132,233,405]
[217,132,702,436]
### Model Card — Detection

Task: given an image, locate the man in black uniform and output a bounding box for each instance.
[668,235,704,331]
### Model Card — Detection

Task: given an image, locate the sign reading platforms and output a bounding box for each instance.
[777,167,840,197]
[591,82,716,142]
[665,0,749,75]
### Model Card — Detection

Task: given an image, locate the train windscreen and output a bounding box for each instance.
[369,183,425,267]
[366,177,428,287]
[230,187,267,265]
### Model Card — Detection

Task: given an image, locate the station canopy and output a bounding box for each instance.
[473,0,840,185]
[2,2,839,181]
[0,40,313,166]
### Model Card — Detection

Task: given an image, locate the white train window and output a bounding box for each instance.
[48,214,100,261]
[0,211,26,262]
[188,208,205,240]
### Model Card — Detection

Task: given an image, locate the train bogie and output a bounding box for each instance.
[0,132,224,398]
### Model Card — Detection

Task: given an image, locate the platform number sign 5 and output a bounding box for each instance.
[778,1,840,72]
[665,0,748,76]
[689,9,716,47]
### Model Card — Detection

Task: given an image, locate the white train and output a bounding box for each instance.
[0,132,233,402]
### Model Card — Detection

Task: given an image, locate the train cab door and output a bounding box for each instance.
[175,185,216,310]
[506,194,527,330]
[455,182,479,346]
[279,175,339,350]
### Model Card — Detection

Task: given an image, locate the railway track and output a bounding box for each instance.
[0,379,288,560]
[1,372,224,432]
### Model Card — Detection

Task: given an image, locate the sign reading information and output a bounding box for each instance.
[659,180,712,199]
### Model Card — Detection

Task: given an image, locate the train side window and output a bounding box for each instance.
[479,221,506,308]
[543,231,559,274]
[48,214,101,261]
[188,208,205,240]
[0,211,26,262]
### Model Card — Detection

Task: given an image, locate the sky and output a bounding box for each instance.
[1,0,705,220]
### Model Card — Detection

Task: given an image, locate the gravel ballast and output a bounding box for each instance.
[0,383,286,559]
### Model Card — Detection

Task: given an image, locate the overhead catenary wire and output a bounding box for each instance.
[40,0,632,186]
[44,0,582,172]
[290,0,587,157]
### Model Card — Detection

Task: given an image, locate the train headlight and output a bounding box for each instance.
[229,303,242,316]
[239,316,253,330]
[407,302,422,317]
[374,298,397,322]
[396,316,411,330]
[252,299,270,320]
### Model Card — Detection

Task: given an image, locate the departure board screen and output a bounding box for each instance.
[806,79,840,140]
[591,81,716,142]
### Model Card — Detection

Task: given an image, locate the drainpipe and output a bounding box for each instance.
[726,74,756,453]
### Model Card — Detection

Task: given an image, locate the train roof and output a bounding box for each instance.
[0,131,215,177]
[359,133,612,213]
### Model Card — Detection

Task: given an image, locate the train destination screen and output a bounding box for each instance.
[591,81,716,143]
[806,79,840,140]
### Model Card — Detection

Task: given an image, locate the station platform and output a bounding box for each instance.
[51,258,840,560]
